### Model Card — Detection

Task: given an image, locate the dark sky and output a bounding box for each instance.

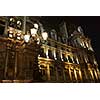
[41,16,100,66]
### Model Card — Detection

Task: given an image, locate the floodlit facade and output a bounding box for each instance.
[0,16,99,82]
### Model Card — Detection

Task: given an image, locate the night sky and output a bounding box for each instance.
[41,16,100,67]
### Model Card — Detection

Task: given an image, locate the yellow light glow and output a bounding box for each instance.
[10,18,13,21]
[53,50,57,60]
[9,27,14,33]
[85,42,89,48]
[79,69,82,80]
[17,37,21,40]
[9,34,13,38]
[46,49,49,58]
[76,57,79,64]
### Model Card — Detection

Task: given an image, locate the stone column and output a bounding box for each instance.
[53,49,57,60]
[47,64,50,81]
[76,56,79,64]
[46,48,49,58]
[79,69,82,81]
[89,69,94,80]
[96,68,100,79]
[94,70,98,80]
[74,69,77,82]
[44,46,49,58]
[60,50,63,61]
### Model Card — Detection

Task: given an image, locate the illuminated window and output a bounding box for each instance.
[62,54,67,62]
[71,56,74,63]
[66,55,69,62]
[73,56,77,64]
[68,56,73,63]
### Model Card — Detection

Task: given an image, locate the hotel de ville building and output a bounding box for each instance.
[0,16,99,83]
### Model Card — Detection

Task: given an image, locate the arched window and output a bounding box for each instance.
[73,56,77,64]
[62,54,67,62]
[68,55,73,63]
[50,29,57,40]
[56,51,61,60]
[39,48,46,58]
[48,49,54,59]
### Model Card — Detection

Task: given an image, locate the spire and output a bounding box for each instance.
[59,21,68,38]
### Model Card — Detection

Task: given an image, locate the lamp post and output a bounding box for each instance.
[29,26,48,82]
[4,17,48,82]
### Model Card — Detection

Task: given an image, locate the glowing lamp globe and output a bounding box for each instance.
[34,23,38,29]
[42,32,48,40]
[24,34,30,43]
[30,28,37,36]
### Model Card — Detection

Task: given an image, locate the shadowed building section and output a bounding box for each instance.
[0,16,99,83]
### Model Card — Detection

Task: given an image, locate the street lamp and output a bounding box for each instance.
[30,28,37,37]
[30,23,39,37]
[24,34,30,43]
[41,32,48,41]
[4,17,48,82]
[34,23,39,29]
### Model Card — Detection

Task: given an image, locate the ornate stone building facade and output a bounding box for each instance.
[0,16,99,82]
